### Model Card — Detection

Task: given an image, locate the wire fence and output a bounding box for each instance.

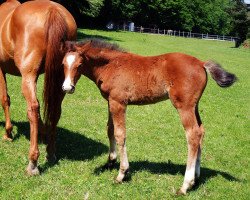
[116,25,238,42]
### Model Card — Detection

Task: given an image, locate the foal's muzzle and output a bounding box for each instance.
[62,85,75,94]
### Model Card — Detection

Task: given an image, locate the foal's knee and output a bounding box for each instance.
[114,128,126,146]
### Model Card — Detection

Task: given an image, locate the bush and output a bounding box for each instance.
[243,39,250,48]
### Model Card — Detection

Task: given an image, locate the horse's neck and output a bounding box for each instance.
[82,48,120,82]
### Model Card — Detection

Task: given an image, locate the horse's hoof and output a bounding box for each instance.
[26,166,40,176]
[2,133,13,142]
[114,169,130,183]
[176,188,186,196]
[46,154,57,164]
[26,161,40,176]
[105,159,117,169]
[114,177,123,184]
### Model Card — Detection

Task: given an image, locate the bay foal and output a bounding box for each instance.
[62,39,236,194]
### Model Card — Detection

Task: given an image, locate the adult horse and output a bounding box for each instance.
[0,0,77,175]
[61,39,236,195]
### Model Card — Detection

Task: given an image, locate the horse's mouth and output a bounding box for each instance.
[62,85,75,94]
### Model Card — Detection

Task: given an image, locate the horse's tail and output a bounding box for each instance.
[204,61,237,87]
[43,7,68,127]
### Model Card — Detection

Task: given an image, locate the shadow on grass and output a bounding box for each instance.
[94,160,239,191]
[0,120,108,161]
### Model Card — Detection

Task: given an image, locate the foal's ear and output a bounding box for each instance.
[60,41,69,53]
[61,41,76,53]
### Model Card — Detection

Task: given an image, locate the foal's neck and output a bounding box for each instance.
[82,47,121,82]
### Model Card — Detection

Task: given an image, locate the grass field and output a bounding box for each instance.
[0,29,249,199]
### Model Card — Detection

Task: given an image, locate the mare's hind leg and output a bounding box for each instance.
[108,98,129,182]
[21,74,40,175]
[0,68,13,141]
[176,106,203,195]
[106,110,117,168]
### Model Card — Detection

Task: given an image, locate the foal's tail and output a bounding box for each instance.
[43,8,68,127]
[204,61,237,87]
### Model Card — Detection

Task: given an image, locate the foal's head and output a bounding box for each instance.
[62,51,82,94]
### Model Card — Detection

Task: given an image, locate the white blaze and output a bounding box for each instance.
[62,76,72,91]
[66,54,76,69]
[63,54,76,91]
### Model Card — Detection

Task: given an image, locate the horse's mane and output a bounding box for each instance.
[65,38,125,53]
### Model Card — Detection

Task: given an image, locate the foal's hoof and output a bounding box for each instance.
[176,188,187,196]
[2,133,13,142]
[105,159,117,169]
[115,169,130,183]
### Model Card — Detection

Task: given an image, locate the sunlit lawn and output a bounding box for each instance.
[0,29,249,199]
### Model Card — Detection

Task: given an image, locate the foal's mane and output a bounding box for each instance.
[65,38,125,53]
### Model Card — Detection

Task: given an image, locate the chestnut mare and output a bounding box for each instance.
[62,39,236,195]
[0,0,76,175]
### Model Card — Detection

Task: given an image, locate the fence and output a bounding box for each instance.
[117,25,237,42]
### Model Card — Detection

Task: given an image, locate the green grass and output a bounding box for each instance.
[0,29,249,199]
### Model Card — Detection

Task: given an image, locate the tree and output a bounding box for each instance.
[230,0,249,47]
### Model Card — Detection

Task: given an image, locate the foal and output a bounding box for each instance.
[62,39,236,195]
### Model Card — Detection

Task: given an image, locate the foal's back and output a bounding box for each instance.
[99,52,207,105]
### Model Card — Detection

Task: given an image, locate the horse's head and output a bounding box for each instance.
[62,51,82,94]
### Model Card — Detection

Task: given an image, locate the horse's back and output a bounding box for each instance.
[12,0,76,43]
[102,52,207,105]
[0,0,76,74]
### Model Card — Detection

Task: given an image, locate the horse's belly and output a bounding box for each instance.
[126,85,170,105]
[0,60,21,76]
[128,94,169,105]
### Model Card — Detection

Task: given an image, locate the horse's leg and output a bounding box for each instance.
[46,92,65,162]
[106,110,117,168]
[20,74,40,175]
[108,99,129,182]
[194,105,205,181]
[0,68,13,141]
[176,107,203,195]
[38,108,47,144]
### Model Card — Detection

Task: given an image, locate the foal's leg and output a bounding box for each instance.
[176,107,203,195]
[194,106,205,180]
[0,68,13,141]
[106,110,117,167]
[108,99,129,182]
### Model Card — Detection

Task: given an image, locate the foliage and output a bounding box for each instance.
[96,0,233,35]
[2,0,248,36]
[0,29,249,199]
[230,0,249,47]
